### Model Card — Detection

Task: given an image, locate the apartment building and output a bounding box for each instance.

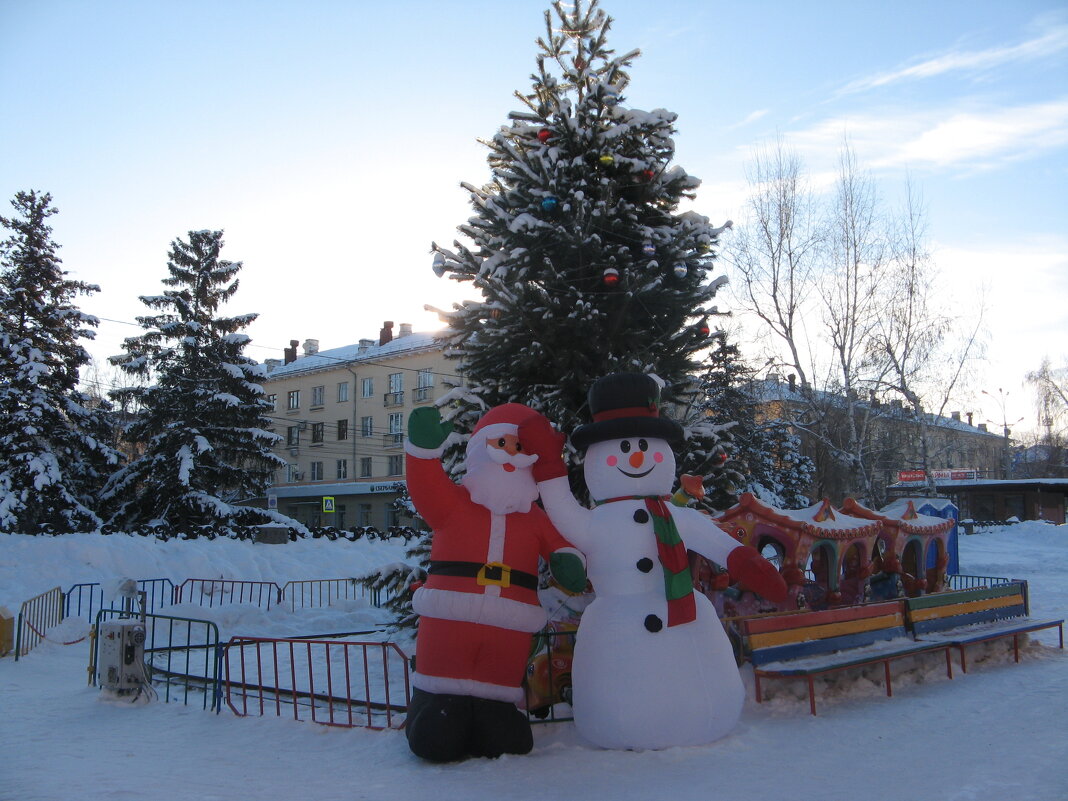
[261,321,457,529]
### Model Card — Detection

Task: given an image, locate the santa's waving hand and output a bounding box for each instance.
[403,404,584,762]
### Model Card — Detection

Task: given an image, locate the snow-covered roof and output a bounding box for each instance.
[718,492,880,538]
[266,331,443,379]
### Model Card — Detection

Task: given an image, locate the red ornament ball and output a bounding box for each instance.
[602,267,620,286]
[538,128,551,143]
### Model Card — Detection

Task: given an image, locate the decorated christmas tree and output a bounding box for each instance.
[102,230,291,534]
[431,0,732,472]
[0,191,120,533]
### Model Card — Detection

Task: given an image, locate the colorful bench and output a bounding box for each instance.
[741,600,953,715]
[905,581,1064,672]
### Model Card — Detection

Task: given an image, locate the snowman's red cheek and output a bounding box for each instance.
[606,455,618,467]
[654,452,665,464]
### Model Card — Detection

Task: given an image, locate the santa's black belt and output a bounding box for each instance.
[427,560,538,590]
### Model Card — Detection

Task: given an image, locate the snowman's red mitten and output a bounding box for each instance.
[518,413,568,483]
[726,545,788,603]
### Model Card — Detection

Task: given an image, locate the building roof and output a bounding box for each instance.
[888,478,1068,491]
[266,331,444,379]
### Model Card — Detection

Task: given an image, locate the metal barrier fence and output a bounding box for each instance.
[175,579,283,610]
[223,636,410,729]
[91,609,223,710]
[65,578,175,621]
[281,579,381,611]
[947,574,1012,590]
[14,586,64,661]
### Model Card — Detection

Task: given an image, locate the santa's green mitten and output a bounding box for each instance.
[408,407,453,451]
[550,550,587,594]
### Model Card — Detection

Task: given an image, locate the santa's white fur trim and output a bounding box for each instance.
[405,439,445,459]
[412,587,548,632]
[412,673,525,705]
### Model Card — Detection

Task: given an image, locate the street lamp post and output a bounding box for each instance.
[981,388,1024,480]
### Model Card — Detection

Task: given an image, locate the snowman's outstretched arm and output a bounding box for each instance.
[674,507,788,603]
[519,413,594,549]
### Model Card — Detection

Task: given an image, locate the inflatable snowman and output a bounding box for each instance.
[521,373,787,750]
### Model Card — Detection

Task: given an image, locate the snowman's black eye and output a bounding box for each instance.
[638,439,648,452]
[620,441,632,453]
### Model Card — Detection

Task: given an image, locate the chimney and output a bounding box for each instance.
[951,411,961,421]
[283,339,299,365]
[264,358,281,373]
[398,323,413,338]
[978,423,988,432]
[379,321,394,346]
[967,412,974,426]
[787,374,796,391]
[303,339,319,356]
[358,338,374,354]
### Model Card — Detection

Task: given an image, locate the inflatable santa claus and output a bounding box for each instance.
[403,403,585,761]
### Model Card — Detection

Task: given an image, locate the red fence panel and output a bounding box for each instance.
[223,636,410,729]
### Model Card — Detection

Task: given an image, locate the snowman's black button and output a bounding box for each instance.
[633,509,650,524]
[644,614,663,633]
[636,557,654,573]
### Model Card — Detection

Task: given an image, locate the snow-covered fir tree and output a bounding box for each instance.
[687,333,814,511]
[431,0,732,474]
[0,190,119,533]
[102,230,288,533]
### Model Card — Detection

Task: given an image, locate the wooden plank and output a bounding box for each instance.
[748,612,905,651]
[907,584,1020,611]
[911,604,1028,635]
[748,626,911,666]
[743,602,904,636]
[908,594,1022,623]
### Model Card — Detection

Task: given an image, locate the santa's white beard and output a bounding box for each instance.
[463,446,540,515]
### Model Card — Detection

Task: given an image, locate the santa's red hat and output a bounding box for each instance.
[471,403,542,444]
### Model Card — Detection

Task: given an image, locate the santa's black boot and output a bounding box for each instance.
[405,688,475,762]
[468,697,534,758]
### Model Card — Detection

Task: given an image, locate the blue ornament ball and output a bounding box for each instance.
[541,197,560,213]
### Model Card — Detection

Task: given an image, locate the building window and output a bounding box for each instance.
[266,394,277,411]
[337,381,349,403]
[311,422,324,443]
[287,390,300,410]
[361,377,373,398]
[387,455,403,476]
[388,412,403,446]
[337,419,348,440]
[385,506,400,528]
[287,426,299,446]
[361,416,374,437]
[385,372,404,406]
[359,457,372,478]
[414,369,434,402]
[310,461,324,481]
[357,503,372,527]
[286,464,300,483]
[311,385,325,407]
[336,459,348,480]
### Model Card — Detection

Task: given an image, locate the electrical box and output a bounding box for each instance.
[97,619,146,692]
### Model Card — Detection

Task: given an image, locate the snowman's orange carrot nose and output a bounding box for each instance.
[629,451,644,469]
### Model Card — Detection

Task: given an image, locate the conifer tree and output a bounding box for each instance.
[688,334,814,511]
[431,0,732,473]
[0,190,119,533]
[102,230,287,532]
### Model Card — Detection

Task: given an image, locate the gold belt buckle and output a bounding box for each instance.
[477,562,512,588]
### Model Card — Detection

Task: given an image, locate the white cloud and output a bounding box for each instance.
[727,109,769,130]
[766,98,1068,176]
[838,25,1068,95]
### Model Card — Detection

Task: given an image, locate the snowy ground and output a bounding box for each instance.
[2,524,1066,801]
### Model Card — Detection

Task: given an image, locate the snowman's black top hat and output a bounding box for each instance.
[571,373,685,452]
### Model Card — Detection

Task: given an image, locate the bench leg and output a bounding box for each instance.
[884,661,893,698]
[944,647,954,679]
[1014,633,1020,663]
[754,673,763,703]
[807,676,817,716]
[958,645,968,673]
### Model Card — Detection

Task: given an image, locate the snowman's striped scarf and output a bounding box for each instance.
[595,495,697,627]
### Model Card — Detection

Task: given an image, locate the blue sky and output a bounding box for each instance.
[2,0,1065,437]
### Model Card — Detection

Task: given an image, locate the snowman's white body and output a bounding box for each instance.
[537,437,746,750]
